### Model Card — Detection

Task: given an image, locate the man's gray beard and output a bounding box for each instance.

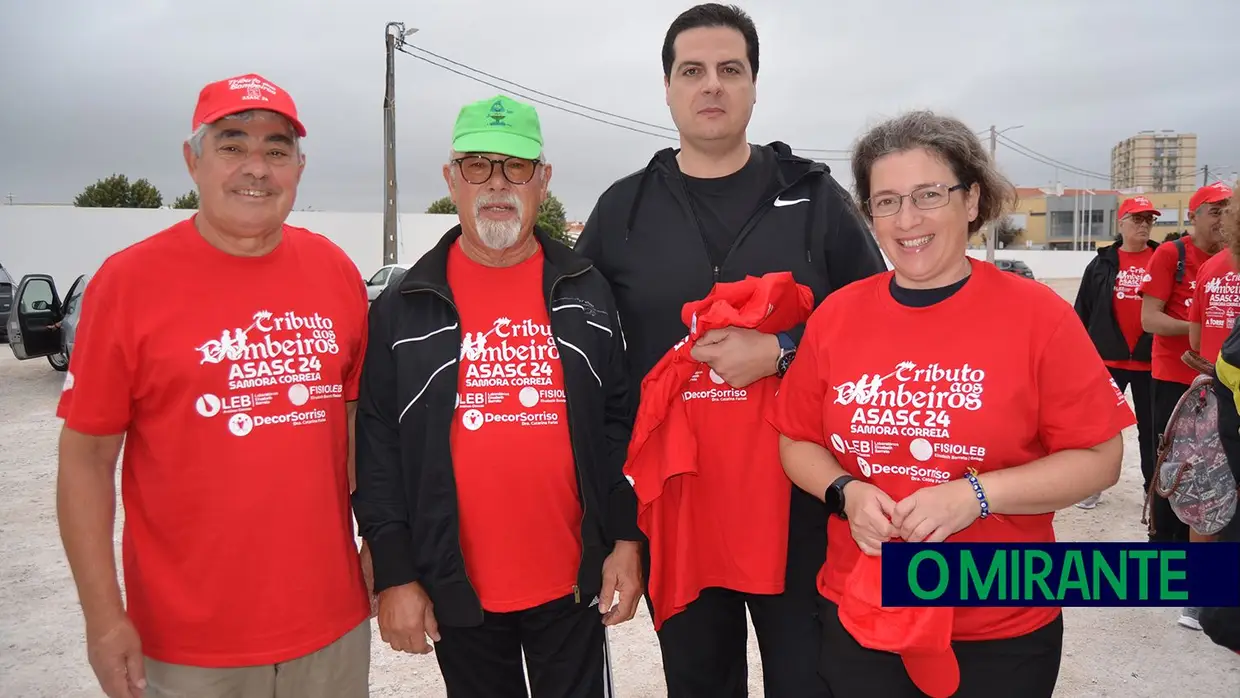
[474,198,525,250]
[476,218,522,250]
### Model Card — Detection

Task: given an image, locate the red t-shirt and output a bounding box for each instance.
[1106,247,1156,371]
[770,260,1135,642]
[447,242,582,612]
[1139,237,1211,384]
[623,272,815,630]
[57,218,371,667]
[1189,250,1240,364]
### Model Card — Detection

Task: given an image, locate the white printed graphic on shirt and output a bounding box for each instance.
[1203,272,1240,333]
[191,309,345,437]
[682,367,749,403]
[830,361,989,484]
[1114,266,1149,301]
[455,316,565,431]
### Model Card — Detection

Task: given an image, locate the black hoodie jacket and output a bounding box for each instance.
[574,142,886,389]
[573,142,887,592]
[1074,239,1159,363]
[352,227,640,628]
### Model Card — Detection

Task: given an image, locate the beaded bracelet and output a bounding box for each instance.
[964,468,990,519]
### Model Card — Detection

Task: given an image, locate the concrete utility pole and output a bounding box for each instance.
[985,124,1023,260]
[383,21,417,267]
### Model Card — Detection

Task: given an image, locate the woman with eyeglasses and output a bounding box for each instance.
[1071,197,1161,510]
[768,110,1135,697]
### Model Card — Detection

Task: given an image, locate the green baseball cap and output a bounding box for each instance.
[452,95,543,160]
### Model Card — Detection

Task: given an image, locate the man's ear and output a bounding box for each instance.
[183,142,199,186]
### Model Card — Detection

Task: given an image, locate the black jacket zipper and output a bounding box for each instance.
[669,165,816,283]
[549,264,594,605]
[408,285,485,618]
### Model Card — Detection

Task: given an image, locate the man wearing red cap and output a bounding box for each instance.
[1072,195,1161,510]
[55,73,372,698]
[1138,181,1232,629]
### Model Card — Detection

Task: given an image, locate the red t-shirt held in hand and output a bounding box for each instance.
[1139,237,1211,384]
[623,272,815,630]
[57,219,371,667]
[1189,249,1240,364]
[447,242,583,613]
[770,259,1135,642]
[1106,247,1155,371]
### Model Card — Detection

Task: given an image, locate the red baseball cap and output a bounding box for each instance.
[837,554,960,698]
[1190,182,1233,212]
[1117,196,1160,220]
[191,73,306,137]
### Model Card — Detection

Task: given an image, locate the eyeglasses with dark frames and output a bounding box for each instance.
[865,183,969,218]
[452,154,542,185]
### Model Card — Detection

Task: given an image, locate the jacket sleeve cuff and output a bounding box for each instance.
[368,531,418,594]
[606,485,644,543]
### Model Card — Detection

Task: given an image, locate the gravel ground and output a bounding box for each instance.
[2,278,1239,697]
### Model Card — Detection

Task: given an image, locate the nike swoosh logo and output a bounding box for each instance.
[774,198,810,207]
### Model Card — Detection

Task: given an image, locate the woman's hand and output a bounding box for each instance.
[842,481,898,556]
[891,479,982,543]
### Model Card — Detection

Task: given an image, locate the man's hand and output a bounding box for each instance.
[599,541,643,626]
[359,541,376,618]
[87,613,146,698]
[689,327,781,388]
[377,582,440,654]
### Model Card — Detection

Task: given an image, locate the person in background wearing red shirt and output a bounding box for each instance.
[1190,187,1239,366]
[771,111,1134,698]
[1072,196,1160,510]
[1138,184,1231,617]
[353,95,644,697]
[55,74,373,698]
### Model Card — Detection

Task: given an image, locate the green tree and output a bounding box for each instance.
[172,190,200,209]
[424,192,573,246]
[426,196,457,214]
[74,174,163,208]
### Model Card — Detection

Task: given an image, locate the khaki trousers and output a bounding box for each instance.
[143,621,370,698]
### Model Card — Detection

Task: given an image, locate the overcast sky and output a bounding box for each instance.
[2,0,1237,221]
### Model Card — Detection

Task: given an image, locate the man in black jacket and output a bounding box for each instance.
[353,94,643,697]
[1072,196,1160,509]
[574,5,886,697]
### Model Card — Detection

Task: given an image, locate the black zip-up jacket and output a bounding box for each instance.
[352,226,640,628]
[574,142,887,389]
[1073,240,1159,363]
[573,142,886,594]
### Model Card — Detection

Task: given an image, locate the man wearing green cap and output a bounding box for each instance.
[353,94,644,696]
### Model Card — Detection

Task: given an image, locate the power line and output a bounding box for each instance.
[997,135,1111,180]
[395,44,853,154]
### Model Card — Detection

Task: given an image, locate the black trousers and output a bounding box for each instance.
[817,598,1064,698]
[653,489,832,698]
[1107,367,1155,489]
[1151,378,1192,543]
[434,593,612,698]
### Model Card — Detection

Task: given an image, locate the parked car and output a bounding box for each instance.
[0,263,14,343]
[995,259,1035,280]
[6,273,89,371]
[366,264,410,302]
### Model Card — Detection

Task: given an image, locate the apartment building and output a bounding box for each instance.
[1111,130,1199,192]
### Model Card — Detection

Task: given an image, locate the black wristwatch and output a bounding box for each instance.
[775,332,797,378]
[824,474,857,520]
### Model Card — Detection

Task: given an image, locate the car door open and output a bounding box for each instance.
[8,274,62,360]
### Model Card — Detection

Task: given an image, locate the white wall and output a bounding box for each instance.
[1,206,1100,294]
[0,206,459,291]
[967,249,1098,280]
